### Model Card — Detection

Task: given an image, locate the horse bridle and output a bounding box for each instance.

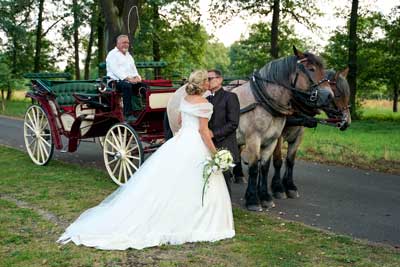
[290,58,328,103]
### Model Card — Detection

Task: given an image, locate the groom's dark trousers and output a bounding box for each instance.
[207,88,240,195]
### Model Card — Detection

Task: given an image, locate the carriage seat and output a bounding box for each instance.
[50,82,99,106]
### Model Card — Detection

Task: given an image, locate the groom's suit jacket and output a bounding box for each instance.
[207,88,240,163]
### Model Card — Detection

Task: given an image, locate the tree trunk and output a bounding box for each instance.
[1,89,5,112]
[393,83,399,112]
[270,0,280,59]
[73,0,80,79]
[152,3,161,79]
[84,3,97,80]
[97,8,105,77]
[34,0,45,73]
[347,0,359,118]
[99,0,141,52]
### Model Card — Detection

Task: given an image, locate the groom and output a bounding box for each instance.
[206,69,243,194]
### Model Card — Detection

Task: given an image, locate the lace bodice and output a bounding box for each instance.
[179,99,213,130]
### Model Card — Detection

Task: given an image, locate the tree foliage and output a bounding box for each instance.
[227,22,302,76]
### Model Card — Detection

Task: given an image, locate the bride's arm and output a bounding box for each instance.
[177,112,182,127]
[199,117,217,154]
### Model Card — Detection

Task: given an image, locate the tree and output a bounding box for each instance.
[347,0,359,117]
[383,5,400,112]
[227,22,303,76]
[99,0,141,52]
[0,0,35,99]
[209,0,321,59]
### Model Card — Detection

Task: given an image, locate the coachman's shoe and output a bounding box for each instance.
[125,115,137,123]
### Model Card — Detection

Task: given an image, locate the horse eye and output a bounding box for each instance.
[308,68,315,72]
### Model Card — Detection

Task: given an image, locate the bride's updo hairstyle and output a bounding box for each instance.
[185,70,208,96]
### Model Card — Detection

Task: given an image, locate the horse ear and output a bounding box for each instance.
[293,45,305,59]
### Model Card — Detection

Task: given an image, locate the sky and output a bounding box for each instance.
[199,0,398,47]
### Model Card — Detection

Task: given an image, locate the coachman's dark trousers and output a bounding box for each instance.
[116,81,145,115]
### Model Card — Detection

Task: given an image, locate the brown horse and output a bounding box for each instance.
[232,47,333,211]
[270,68,351,200]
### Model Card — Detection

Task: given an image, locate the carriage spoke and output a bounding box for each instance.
[105,150,117,156]
[126,145,138,154]
[105,138,119,151]
[126,134,134,148]
[122,160,128,183]
[126,158,139,171]
[39,139,50,158]
[40,120,49,131]
[107,157,119,165]
[27,112,34,125]
[112,160,121,175]
[117,126,123,149]
[110,130,121,149]
[123,127,127,150]
[118,160,124,182]
[24,121,35,132]
[125,160,133,178]
[38,135,51,147]
[126,155,140,160]
[38,140,46,163]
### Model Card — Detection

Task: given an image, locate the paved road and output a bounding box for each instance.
[1,115,399,247]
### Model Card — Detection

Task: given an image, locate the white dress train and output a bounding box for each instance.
[57,99,235,250]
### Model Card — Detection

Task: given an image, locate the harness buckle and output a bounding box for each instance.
[310,90,318,102]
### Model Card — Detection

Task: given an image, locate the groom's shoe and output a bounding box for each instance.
[233,175,246,184]
[246,204,263,212]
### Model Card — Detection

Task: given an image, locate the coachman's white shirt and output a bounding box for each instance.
[106,47,139,81]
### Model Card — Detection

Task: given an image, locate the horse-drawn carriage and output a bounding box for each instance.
[23,62,179,185]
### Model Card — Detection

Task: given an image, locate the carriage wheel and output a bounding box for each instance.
[103,123,143,185]
[97,136,105,148]
[23,105,54,165]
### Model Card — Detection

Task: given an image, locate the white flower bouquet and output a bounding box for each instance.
[202,149,235,206]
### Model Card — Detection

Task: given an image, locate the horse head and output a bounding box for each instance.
[291,46,334,109]
[323,68,352,131]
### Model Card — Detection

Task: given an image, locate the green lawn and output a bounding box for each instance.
[300,120,400,173]
[0,99,31,118]
[0,145,400,266]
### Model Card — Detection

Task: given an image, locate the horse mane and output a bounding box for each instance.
[258,55,297,89]
[326,69,350,97]
[258,52,325,89]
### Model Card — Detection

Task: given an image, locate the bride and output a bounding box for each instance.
[58,70,235,250]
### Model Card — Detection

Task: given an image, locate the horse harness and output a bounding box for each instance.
[240,58,328,118]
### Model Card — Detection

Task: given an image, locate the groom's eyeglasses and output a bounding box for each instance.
[208,76,220,81]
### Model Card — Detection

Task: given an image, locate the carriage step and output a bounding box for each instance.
[60,144,68,153]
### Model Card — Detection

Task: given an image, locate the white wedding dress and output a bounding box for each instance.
[58,99,235,250]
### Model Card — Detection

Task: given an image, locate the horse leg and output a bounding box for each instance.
[258,159,275,209]
[257,141,280,209]
[270,137,286,199]
[244,138,262,212]
[282,129,304,199]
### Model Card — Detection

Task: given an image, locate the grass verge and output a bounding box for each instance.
[300,120,400,174]
[0,145,399,266]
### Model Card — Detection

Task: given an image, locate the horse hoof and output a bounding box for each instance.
[261,200,275,209]
[246,204,263,212]
[273,192,287,199]
[286,190,300,199]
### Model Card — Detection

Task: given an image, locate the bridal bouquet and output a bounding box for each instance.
[202,149,235,206]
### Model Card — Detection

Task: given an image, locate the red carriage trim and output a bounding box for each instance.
[143,79,173,87]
